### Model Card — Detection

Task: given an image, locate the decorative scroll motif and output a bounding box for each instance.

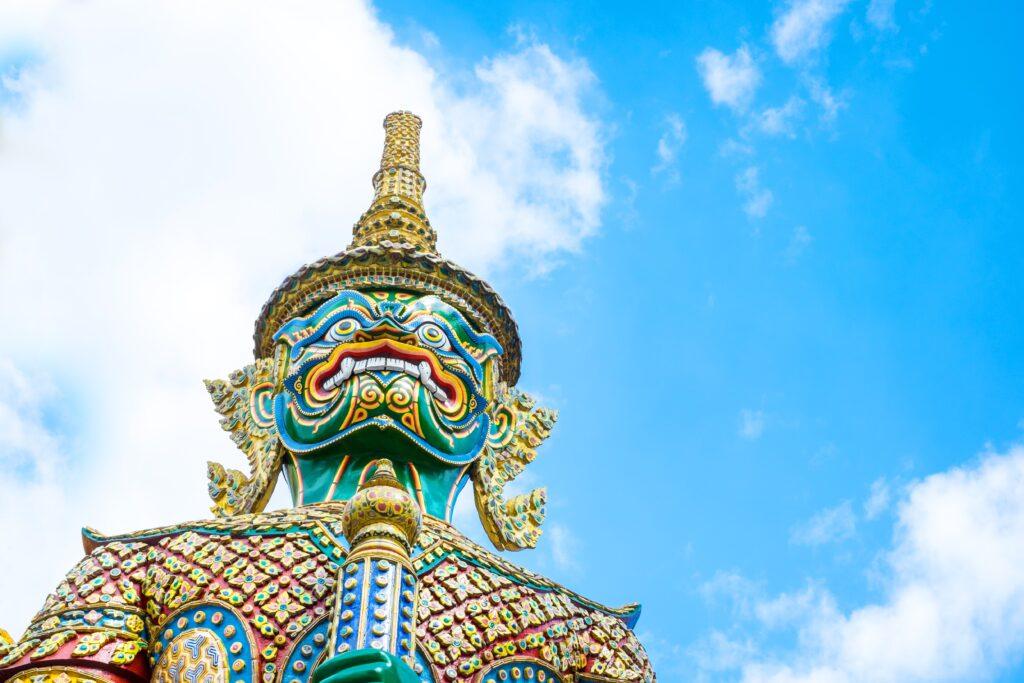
[205,358,284,516]
[150,605,255,683]
[152,628,229,683]
[473,390,558,551]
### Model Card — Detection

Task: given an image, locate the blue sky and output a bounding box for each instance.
[1,1,1023,682]
[385,1,1024,679]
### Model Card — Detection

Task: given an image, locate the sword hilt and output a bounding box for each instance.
[327,459,422,665]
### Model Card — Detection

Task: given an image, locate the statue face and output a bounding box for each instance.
[272,290,502,464]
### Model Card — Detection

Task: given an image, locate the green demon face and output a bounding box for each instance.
[272,290,502,465]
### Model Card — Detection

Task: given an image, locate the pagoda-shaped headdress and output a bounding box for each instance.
[254,112,522,385]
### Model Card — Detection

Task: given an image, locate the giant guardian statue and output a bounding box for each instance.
[0,113,655,683]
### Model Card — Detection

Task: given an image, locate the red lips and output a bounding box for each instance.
[312,339,459,397]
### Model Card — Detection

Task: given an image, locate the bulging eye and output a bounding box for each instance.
[417,323,450,350]
[326,318,358,342]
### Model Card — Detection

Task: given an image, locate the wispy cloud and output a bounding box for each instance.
[652,113,688,182]
[790,500,857,545]
[867,0,898,32]
[0,360,83,631]
[784,225,813,263]
[864,476,892,519]
[0,360,60,481]
[753,97,805,138]
[547,523,581,572]
[696,45,762,112]
[771,0,854,65]
[638,630,696,681]
[720,138,756,158]
[693,444,1024,683]
[701,571,763,617]
[739,409,766,440]
[735,167,774,219]
[807,77,847,122]
[689,630,759,674]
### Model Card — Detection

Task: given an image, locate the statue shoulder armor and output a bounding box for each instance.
[413,518,654,683]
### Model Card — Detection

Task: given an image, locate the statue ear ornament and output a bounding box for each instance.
[204,357,285,517]
[202,355,558,554]
[471,387,558,551]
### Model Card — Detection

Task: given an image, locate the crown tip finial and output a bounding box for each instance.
[349,111,437,253]
[379,110,423,174]
[384,110,422,124]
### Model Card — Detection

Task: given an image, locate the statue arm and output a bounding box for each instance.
[0,541,153,683]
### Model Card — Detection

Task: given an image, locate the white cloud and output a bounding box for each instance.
[702,571,764,618]
[864,477,891,520]
[785,225,813,264]
[694,444,1024,683]
[867,0,898,32]
[740,409,767,440]
[639,630,695,681]
[690,630,760,673]
[771,0,853,64]
[735,167,774,219]
[807,78,847,122]
[754,97,805,138]
[420,29,441,49]
[0,360,59,481]
[458,43,606,270]
[652,113,688,181]
[0,0,606,631]
[752,581,838,630]
[696,45,762,112]
[547,523,581,572]
[791,500,857,545]
[720,137,756,158]
[0,361,83,635]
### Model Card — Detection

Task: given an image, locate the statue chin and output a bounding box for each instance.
[275,394,490,466]
[276,402,489,514]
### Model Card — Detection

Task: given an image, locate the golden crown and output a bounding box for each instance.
[253,112,522,384]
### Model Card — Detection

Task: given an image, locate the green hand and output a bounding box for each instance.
[312,649,420,683]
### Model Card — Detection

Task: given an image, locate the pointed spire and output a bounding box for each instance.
[257,112,524,384]
[350,111,437,253]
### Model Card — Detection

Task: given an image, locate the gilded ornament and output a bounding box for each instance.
[0,113,654,683]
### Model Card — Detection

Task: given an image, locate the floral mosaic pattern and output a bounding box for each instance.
[414,522,654,683]
[0,508,651,683]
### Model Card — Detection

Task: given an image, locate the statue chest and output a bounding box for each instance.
[142,528,344,683]
[150,604,331,683]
